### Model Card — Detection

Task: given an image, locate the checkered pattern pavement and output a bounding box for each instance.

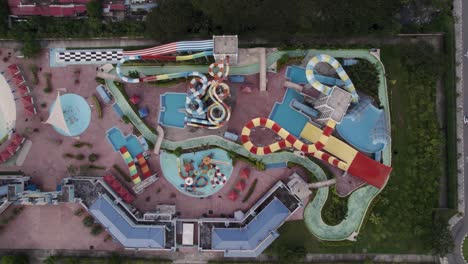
[57,50,123,63]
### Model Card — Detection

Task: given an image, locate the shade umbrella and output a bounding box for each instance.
[111,180,121,190]
[7,64,19,76]
[24,106,36,116]
[103,174,114,184]
[138,107,148,118]
[123,193,134,204]
[130,95,141,104]
[21,96,33,107]
[235,180,247,192]
[240,168,250,180]
[11,135,24,145]
[6,142,19,155]
[0,150,12,161]
[13,74,24,86]
[17,85,30,95]
[227,189,239,201]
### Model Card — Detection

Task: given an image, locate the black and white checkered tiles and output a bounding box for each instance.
[57,50,123,63]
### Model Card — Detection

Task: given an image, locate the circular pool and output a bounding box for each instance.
[160,148,233,197]
[49,93,91,137]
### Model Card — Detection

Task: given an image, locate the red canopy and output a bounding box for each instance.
[103,174,114,184]
[24,106,36,116]
[240,168,250,180]
[235,180,247,191]
[130,95,141,104]
[11,134,24,145]
[227,189,239,201]
[0,150,12,161]
[123,192,134,204]
[12,74,24,85]
[6,142,19,155]
[21,96,33,106]
[17,85,30,95]
[7,64,19,75]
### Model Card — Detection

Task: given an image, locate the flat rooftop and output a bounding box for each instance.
[325,86,352,122]
[213,35,238,55]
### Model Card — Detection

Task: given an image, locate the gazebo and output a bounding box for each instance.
[227,189,239,201]
[235,180,247,192]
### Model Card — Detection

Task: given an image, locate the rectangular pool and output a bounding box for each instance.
[159,93,186,129]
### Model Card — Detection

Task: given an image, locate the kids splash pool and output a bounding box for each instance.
[160,148,233,197]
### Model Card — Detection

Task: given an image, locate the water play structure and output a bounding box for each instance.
[160,148,232,197]
[116,40,232,129]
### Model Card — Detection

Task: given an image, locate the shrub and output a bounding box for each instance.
[40,102,47,108]
[75,154,85,160]
[63,153,75,159]
[173,146,183,157]
[128,70,139,78]
[29,64,39,85]
[95,77,105,84]
[43,86,52,93]
[90,224,104,236]
[74,208,85,216]
[88,164,106,170]
[73,141,93,148]
[121,115,130,124]
[242,178,258,203]
[113,164,131,182]
[82,216,94,227]
[92,95,102,119]
[88,153,99,162]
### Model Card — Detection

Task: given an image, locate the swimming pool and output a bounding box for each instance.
[106,127,144,156]
[269,88,309,137]
[285,65,345,87]
[49,93,91,137]
[337,103,386,153]
[160,148,233,197]
[159,93,186,128]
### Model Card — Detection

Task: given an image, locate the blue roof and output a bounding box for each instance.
[212,198,290,250]
[96,85,111,104]
[89,195,165,249]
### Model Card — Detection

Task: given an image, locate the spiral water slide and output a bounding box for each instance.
[305,54,359,103]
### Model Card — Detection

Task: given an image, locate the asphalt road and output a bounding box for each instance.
[448,1,468,262]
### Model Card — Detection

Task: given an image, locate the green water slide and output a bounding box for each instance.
[105,48,391,241]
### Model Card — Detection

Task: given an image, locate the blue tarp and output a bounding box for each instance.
[89,195,165,249]
[212,198,290,250]
[139,107,149,118]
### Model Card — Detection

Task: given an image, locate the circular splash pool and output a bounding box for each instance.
[160,148,233,197]
[49,93,91,137]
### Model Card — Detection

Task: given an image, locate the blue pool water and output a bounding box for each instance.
[285,65,345,87]
[160,148,233,197]
[269,88,309,137]
[337,104,386,153]
[159,93,186,128]
[106,127,144,156]
[49,93,91,136]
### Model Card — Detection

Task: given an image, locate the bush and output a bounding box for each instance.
[128,70,139,78]
[90,224,104,236]
[88,153,99,162]
[82,216,94,227]
[0,254,29,264]
[74,208,85,216]
[95,77,105,84]
[242,178,258,203]
[75,154,85,160]
[29,64,39,85]
[63,153,75,159]
[43,86,52,93]
[73,141,93,148]
[113,164,131,182]
[321,187,348,226]
[121,115,130,124]
[92,95,102,119]
[173,146,183,157]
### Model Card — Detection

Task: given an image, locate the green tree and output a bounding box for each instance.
[21,34,41,58]
[1,254,29,264]
[86,0,102,18]
[82,216,94,227]
[431,214,454,256]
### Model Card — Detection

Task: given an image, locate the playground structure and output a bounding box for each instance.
[177,153,228,193]
[116,40,232,129]
[242,54,392,189]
